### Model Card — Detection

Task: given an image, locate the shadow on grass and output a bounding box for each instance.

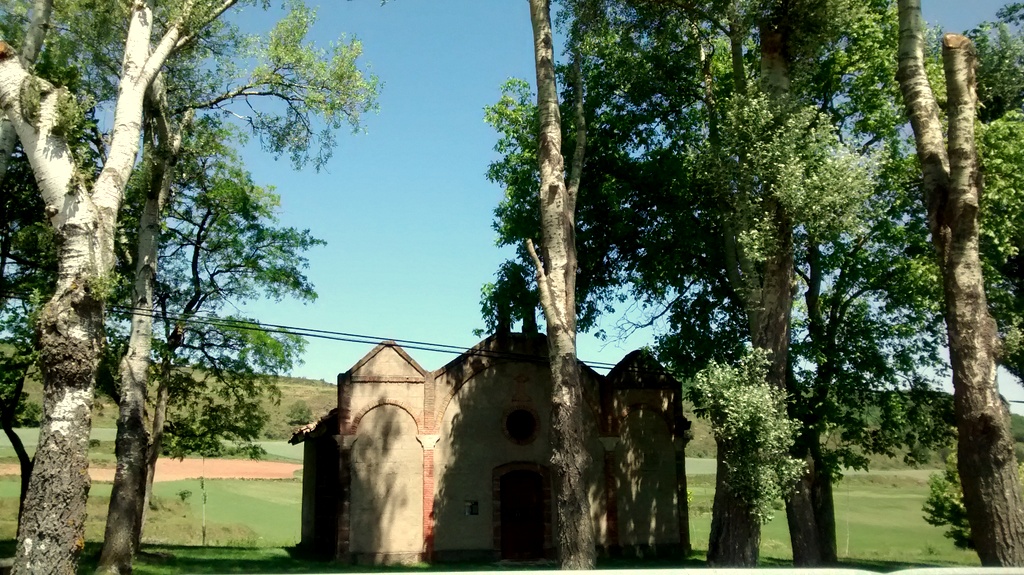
[0,540,969,574]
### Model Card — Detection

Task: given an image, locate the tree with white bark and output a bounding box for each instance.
[0,1,334,573]
[525,0,595,568]
[95,5,375,570]
[896,0,1024,565]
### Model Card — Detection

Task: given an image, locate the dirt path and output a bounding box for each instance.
[0,458,301,482]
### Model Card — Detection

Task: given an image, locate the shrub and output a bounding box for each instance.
[14,399,41,427]
[1011,413,1024,443]
[687,347,804,523]
[923,453,1024,549]
[285,400,313,426]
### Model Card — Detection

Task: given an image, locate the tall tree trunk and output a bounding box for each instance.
[141,349,173,536]
[0,43,112,573]
[15,231,105,575]
[706,17,765,565]
[707,11,806,565]
[760,9,823,566]
[706,458,759,566]
[525,0,594,568]
[0,3,187,571]
[97,76,185,575]
[811,451,837,563]
[0,0,53,182]
[897,0,1024,565]
[801,245,839,564]
[0,368,33,521]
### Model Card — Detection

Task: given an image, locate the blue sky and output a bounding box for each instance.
[232,1,1018,396]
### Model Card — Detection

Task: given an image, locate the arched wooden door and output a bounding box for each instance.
[500,469,545,560]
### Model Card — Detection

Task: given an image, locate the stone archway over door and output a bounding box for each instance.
[500,470,544,560]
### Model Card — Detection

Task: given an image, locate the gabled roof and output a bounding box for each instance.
[605,348,679,390]
[289,333,677,445]
[433,332,548,379]
[346,340,427,379]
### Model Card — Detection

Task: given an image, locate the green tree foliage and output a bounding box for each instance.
[285,400,313,426]
[484,0,949,468]
[481,77,623,335]
[146,119,323,459]
[923,454,1024,550]
[483,0,955,562]
[689,348,805,523]
[961,5,1024,386]
[167,0,378,171]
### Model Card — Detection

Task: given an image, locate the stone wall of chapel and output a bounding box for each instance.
[431,360,553,553]
[614,408,679,547]
[348,405,423,559]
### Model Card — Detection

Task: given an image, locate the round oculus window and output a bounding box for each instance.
[504,408,538,445]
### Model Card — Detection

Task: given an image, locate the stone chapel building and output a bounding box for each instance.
[290,332,691,564]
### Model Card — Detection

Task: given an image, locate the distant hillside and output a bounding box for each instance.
[16,371,336,440]
[262,377,337,440]
[17,366,1013,471]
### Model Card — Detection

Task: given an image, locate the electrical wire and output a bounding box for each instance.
[0,290,670,376]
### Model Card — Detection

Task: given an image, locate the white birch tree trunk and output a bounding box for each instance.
[0,0,53,183]
[525,0,594,568]
[0,1,221,571]
[897,0,1024,565]
[97,74,189,575]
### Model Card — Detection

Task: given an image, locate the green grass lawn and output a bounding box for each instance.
[687,473,977,567]
[0,462,982,572]
[0,476,302,548]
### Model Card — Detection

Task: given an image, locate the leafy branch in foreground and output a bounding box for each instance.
[924,454,1024,551]
[688,348,804,524]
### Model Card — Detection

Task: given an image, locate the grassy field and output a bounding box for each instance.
[0,376,987,571]
[688,471,977,567]
[0,458,980,572]
[0,428,305,466]
[0,476,302,547]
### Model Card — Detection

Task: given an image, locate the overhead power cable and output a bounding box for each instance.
[0,290,665,375]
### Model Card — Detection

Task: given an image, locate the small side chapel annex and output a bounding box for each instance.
[290,332,691,564]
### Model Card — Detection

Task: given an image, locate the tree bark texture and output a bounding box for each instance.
[785,453,823,566]
[707,457,759,566]
[97,76,186,575]
[0,0,53,183]
[811,459,837,563]
[526,0,594,568]
[141,354,172,536]
[15,278,103,575]
[0,2,194,571]
[897,0,1024,566]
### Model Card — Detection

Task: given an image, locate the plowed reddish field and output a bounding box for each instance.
[0,458,301,482]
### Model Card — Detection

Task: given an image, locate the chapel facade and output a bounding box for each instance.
[290,332,690,564]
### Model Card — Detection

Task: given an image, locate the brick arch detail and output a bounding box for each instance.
[347,399,423,435]
[433,356,511,434]
[435,362,603,437]
[491,461,553,558]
